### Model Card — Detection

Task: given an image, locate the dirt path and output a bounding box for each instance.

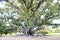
[0,36,60,40]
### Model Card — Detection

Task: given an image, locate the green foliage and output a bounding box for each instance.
[36,25,53,34]
[55,28,60,33]
[36,30,52,34]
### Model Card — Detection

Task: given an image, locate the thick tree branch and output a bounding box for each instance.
[36,0,44,10]
[28,0,33,9]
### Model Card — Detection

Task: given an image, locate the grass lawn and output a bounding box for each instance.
[46,33,60,36]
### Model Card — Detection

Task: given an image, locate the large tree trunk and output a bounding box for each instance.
[27,26,40,36]
[21,26,40,36]
[27,28,35,36]
[21,22,40,36]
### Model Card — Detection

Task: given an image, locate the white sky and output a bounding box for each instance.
[0,1,5,8]
[52,19,60,24]
[53,0,58,3]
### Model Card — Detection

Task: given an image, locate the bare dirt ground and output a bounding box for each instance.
[0,35,60,40]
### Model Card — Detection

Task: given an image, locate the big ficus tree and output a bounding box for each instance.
[0,0,60,36]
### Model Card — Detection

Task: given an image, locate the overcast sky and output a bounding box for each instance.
[0,1,5,8]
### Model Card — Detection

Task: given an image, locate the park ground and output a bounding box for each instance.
[0,35,60,40]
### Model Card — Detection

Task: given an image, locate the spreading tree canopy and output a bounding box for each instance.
[0,0,60,35]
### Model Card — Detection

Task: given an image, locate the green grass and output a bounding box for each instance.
[46,33,60,36]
